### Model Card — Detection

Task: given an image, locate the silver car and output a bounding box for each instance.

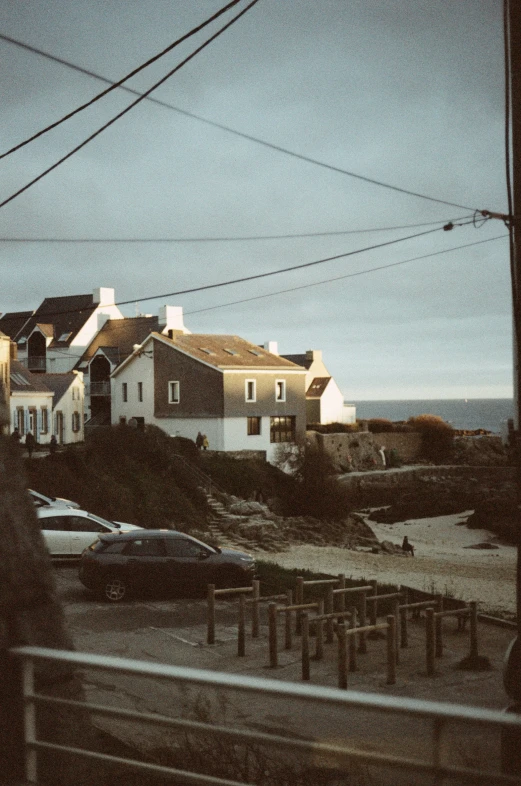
[37,507,142,557]
[29,489,81,509]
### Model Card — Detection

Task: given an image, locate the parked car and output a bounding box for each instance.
[79,529,256,602]
[29,489,81,509]
[37,508,142,557]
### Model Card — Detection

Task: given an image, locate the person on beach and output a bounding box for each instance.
[195,432,203,450]
[402,536,414,556]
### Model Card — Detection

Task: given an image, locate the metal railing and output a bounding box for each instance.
[171,451,224,494]
[9,645,521,785]
[20,356,47,372]
[86,380,111,396]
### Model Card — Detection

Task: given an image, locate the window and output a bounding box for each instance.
[166,538,209,558]
[245,379,256,402]
[39,516,68,532]
[72,411,81,432]
[126,538,166,557]
[28,408,37,434]
[41,407,49,434]
[270,416,296,443]
[247,416,261,436]
[275,380,286,402]
[122,382,128,402]
[68,516,109,533]
[137,382,143,402]
[17,408,24,435]
[168,381,180,404]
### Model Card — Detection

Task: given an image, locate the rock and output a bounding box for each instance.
[463,542,499,550]
[229,501,271,517]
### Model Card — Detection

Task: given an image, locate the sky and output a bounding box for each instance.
[0,0,511,401]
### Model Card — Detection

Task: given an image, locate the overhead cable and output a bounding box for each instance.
[0,0,260,210]
[1,33,478,213]
[0,0,244,161]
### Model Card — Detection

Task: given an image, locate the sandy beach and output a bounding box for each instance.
[265,511,517,619]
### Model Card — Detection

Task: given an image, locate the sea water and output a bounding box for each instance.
[351,399,514,434]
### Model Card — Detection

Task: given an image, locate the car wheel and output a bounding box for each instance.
[102,576,128,602]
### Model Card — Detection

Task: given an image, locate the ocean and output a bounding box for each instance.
[351,399,514,434]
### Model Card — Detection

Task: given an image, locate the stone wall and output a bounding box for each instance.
[307,429,423,471]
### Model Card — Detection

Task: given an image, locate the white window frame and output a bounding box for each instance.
[168,380,180,404]
[245,379,256,402]
[275,379,286,402]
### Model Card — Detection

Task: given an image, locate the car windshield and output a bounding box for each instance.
[87,513,118,529]
[183,534,218,554]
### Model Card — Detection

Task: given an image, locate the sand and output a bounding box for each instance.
[264,511,517,619]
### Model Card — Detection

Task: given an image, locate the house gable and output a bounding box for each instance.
[153,337,223,418]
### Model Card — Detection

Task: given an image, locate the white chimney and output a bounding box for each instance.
[264,341,279,355]
[159,305,190,336]
[93,287,115,305]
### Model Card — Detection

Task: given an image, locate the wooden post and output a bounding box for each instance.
[470,601,478,659]
[400,589,409,649]
[238,594,246,657]
[435,614,443,659]
[251,579,260,638]
[268,603,278,668]
[386,615,396,685]
[325,585,334,644]
[348,606,357,672]
[393,596,401,665]
[337,622,347,689]
[315,599,324,661]
[369,580,378,626]
[295,577,304,635]
[426,608,435,676]
[207,584,216,645]
[285,589,293,650]
[358,589,367,654]
[338,574,346,613]
[301,613,310,681]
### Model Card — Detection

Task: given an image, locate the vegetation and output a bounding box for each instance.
[407,414,455,462]
[307,421,359,433]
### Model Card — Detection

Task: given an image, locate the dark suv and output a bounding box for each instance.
[79,529,256,602]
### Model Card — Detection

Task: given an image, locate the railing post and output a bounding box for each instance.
[325,585,334,644]
[348,607,357,672]
[338,574,346,613]
[285,589,293,650]
[251,579,260,638]
[358,589,367,654]
[238,594,246,657]
[315,600,324,661]
[207,584,216,645]
[435,594,443,658]
[469,601,478,659]
[400,589,409,649]
[426,608,435,676]
[337,622,347,689]
[393,595,401,665]
[295,577,304,635]
[386,615,396,685]
[301,613,310,681]
[369,580,378,627]
[268,603,278,668]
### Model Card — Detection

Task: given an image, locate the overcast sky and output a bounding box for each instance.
[0,0,511,400]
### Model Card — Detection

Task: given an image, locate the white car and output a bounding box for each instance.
[29,489,81,509]
[37,508,142,557]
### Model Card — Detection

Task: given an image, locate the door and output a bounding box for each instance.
[39,514,71,555]
[164,537,213,591]
[56,411,64,444]
[122,537,168,592]
[67,513,115,555]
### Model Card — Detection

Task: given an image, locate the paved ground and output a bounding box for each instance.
[51,563,518,784]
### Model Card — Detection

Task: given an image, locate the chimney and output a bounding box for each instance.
[10,340,17,361]
[93,287,115,306]
[158,306,190,335]
[305,349,322,362]
[264,341,279,355]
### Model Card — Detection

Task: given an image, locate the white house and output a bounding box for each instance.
[38,371,85,444]
[9,360,54,444]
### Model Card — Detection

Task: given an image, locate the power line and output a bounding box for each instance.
[185,234,508,316]
[0,0,261,211]
[0,0,243,162]
[0,215,476,243]
[1,34,478,213]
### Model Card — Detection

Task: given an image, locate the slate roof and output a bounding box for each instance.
[78,316,159,368]
[16,294,97,347]
[38,373,77,406]
[0,311,33,340]
[306,377,331,398]
[281,353,312,370]
[9,360,53,393]
[154,333,304,370]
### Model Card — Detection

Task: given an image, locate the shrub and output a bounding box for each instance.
[407,414,454,462]
[307,422,360,434]
[367,418,395,433]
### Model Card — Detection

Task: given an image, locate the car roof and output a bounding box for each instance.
[99,529,185,541]
[36,507,103,519]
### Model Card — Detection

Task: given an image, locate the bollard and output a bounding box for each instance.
[207,584,216,645]
[358,589,367,654]
[268,603,278,668]
[337,622,347,689]
[315,600,324,661]
[426,608,435,676]
[400,589,409,649]
[386,615,396,685]
[251,579,260,638]
[301,613,310,681]
[325,585,335,644]
[285,589,293,650]
[295,577,304,635]
[238,594,246,657]
[469,601,478,658]
[349,606,357,672]
[338,574,346,613]
[369,580,378,626]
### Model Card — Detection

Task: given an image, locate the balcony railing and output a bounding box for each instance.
[20,356,47,372]
[86,381,111,396]
[8,645,521,785]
